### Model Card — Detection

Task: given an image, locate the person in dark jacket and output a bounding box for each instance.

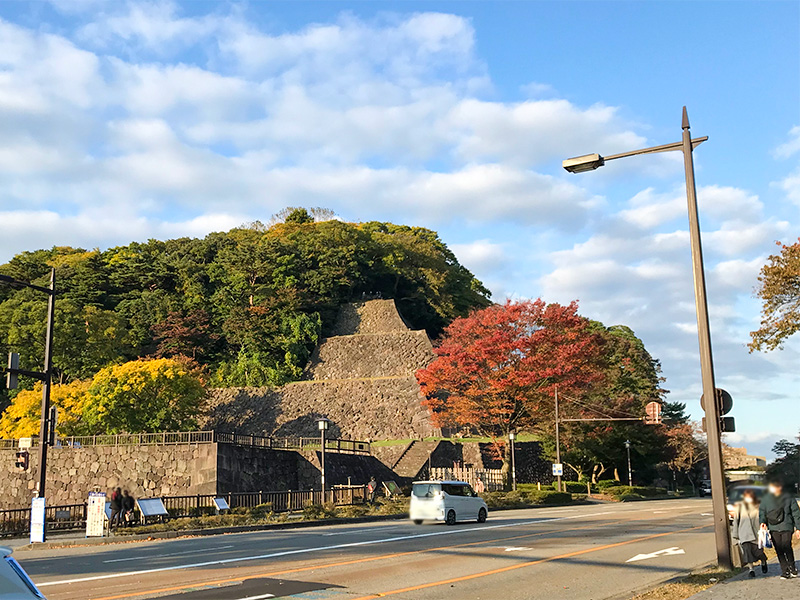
[109,487,123,529]
[759,478,800,579]
[732,489,768,577]
[121,490,135,527]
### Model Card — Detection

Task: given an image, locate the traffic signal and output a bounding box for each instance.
[14,450,28,471]
[700,388,735,433]
[644,401,662,425]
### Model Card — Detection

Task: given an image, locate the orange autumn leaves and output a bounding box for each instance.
[415,299,606,439]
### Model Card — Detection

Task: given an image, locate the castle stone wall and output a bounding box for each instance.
[0,443,217,509]
[203,298,437,440]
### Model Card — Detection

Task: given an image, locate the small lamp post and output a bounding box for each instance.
[317,418,330,501]
[624,440,633,486]
[509,431,517,491]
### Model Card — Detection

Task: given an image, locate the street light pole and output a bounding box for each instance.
[562,107,732,570]
[624,440,633,486]
[509,431,517,491]
[554,386,562,493]
[317,418,330,502]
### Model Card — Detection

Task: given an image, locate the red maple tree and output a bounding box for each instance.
[416,299,607,469]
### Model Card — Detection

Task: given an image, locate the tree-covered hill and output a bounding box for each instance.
[0,209,491,408]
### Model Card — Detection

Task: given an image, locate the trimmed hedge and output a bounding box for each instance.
[604,486,666,498]
[552,481,591,494]
[482,489,572,509]
[597,479,624,489]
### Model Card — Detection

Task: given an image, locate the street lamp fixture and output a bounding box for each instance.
[562,107,732,570]
[317,418,330,500]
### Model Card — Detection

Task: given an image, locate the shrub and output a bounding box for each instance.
[597,479,624,489]
[605,486,666,498]
[528,491,571,505]
[302,502,338,520]
[554,481,590,494]
[619,493,645,502]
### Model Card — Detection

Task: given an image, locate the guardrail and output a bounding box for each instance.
[0,431,371,455]
[0,486,370,537]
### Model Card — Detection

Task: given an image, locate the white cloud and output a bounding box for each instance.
[774,125,800,159]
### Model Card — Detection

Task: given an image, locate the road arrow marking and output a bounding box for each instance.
[626,547,685,562]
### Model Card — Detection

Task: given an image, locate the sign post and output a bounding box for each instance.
[30,497,45,544]
[86,492,106,537]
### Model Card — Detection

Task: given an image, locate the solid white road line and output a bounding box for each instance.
[36,516,572,587]
[36,505,694,588]
[237,594,275,600]
[103,545,235,563]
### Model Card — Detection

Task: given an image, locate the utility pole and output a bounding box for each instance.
[554,386,562,493]
[38,268,56,501]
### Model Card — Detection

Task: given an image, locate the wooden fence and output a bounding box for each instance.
[429,467,505,491]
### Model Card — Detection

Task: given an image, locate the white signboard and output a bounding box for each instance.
[30,497,45,543]
[86,492,106,537]
[552,463,563,477]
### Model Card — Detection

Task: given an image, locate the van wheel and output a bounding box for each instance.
[477,508,487,523]
[413,519,423,525]
[446,510,457,526]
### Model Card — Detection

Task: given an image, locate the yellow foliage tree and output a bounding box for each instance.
[84,358,206,433]
[0,380,92,439]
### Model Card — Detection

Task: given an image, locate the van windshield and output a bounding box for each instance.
[412,483,441,498]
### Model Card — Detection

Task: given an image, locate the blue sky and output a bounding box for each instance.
[0,1,798,458]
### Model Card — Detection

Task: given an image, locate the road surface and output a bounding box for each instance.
[19,499,715,600]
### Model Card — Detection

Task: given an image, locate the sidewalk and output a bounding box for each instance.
[687,562,800,600]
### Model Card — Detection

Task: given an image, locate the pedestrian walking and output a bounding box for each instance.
[759,478,800,579]
[732,489,768,577]
[109,487,123,529]
[122,489,135,527]
[367,476,378,504]
[474,477,485,494]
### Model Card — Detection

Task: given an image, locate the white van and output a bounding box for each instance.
[410,480,488,525]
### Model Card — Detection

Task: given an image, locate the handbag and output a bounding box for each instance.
[758,528,773,549]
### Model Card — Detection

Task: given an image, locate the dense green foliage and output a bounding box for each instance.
[0,214,491,411]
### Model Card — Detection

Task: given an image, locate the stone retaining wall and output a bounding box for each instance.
[0,443,395,509]
[0,443,217,509]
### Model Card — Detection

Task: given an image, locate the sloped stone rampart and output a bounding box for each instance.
[304,331,433,380]
[204,298,437,440]
[205,376,435,440]
[328,300,410,336]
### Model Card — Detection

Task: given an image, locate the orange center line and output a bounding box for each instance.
[92,517,649,600]
[349,524,711,600]
[88,507,704,600]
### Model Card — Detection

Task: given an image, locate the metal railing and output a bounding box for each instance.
[0,486,370,537]
[0,431,371,455]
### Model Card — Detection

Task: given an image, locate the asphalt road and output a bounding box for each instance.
[20,499,716,600]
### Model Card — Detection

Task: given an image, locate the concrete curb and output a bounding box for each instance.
[15,513,407,552]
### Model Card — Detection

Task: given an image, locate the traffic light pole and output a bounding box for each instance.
[37,268,56,504]
[0,268,57,542]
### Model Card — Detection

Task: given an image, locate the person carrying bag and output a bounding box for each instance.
[759,478,800,579]
[732,489,768,577]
